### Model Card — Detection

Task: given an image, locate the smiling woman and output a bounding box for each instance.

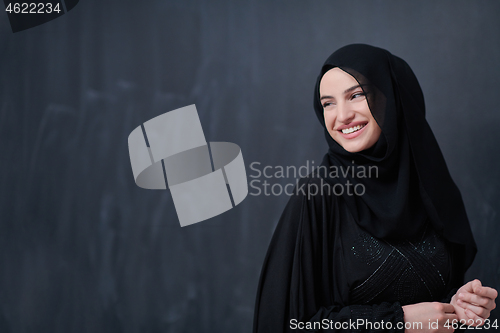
[253,44,497,333]
[320,68,382,153]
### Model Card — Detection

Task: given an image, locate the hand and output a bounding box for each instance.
[402,302,457,332]
[450,279,497,327]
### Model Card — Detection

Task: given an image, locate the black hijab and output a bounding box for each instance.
[314,44,476,267]
[253,44,477,332]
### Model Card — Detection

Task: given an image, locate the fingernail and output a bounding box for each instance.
[459,293,464,298]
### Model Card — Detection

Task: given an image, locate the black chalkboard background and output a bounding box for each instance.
[1,1,499,332]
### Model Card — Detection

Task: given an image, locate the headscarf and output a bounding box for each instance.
[313,43,476,268]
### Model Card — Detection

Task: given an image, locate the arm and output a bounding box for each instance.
[289,299,460,333]
[302,301,405,332]
[401,302,457,333]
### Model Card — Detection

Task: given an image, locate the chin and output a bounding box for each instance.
[342,142,368,153]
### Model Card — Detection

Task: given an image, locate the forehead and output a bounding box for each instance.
[319,67,358,94]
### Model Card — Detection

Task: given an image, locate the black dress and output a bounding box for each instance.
[253,175,461,333]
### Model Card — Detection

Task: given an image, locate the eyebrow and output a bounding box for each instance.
[320,84,366,101]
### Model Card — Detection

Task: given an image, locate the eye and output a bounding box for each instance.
[322,101,335,108]
[351,91,366,100]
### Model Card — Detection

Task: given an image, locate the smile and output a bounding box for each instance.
[341,124,366,134]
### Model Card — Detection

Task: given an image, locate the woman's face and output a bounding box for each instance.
[320,67,382,153]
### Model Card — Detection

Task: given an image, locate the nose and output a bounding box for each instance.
[336,101,355,124]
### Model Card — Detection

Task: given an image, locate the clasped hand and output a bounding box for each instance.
[402,279,497,332]
[450,279,497,326]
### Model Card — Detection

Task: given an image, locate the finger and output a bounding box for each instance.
[474,286,498,300]
[463,308,485,326]
[461,280,476,293]
[442,303,457,313]
[457,299,490,319]
[444,313,458,322]
[471,279,482,293]
[459,293,496,310]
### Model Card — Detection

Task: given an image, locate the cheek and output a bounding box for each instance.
[324,113,335,129]
[369,125,382,143]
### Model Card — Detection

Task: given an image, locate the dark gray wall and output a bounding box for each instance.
[1,1,499,332]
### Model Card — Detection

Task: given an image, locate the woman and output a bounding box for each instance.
[253,44,497,332]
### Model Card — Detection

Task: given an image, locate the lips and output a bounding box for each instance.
[337,122,368,139]
[341,124,365,134]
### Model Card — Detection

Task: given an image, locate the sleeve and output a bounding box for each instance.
[440,238,469,305]
[253,177,406,333]
[304,302,405,332]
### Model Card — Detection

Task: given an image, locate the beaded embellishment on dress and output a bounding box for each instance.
[349,225,450,305]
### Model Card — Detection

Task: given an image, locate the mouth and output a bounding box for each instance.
[337,122,368,139]
[340,124,366,134]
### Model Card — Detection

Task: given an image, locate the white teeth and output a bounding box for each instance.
[341,124,365,134]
